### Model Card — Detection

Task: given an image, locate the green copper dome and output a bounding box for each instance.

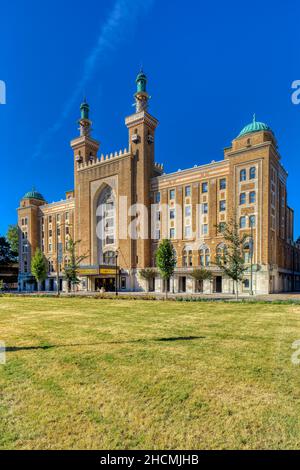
[238,115,272,137]
[136,69,147,93]
[23,189,45,202]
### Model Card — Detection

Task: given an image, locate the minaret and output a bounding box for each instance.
[79,99,92,137]
[125,70,159,269]
[71,99,100,167]
[134,70,150,113]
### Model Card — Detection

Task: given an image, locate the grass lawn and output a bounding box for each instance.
[1,297,300,450]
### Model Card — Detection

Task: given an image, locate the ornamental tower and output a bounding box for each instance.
[125,70,160,269]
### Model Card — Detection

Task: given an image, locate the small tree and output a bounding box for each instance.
[63,238,88,292]
[215,218,248,300]
[190,268,212,293]
[155,239,177,299]
[31,248,47,288]
[139,268,156,292]
[6,225,19,259]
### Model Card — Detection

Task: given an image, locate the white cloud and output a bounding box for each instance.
[32,0,155,160]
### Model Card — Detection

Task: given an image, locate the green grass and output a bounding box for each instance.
[1,297,300,449]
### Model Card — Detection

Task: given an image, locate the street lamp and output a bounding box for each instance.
[115,250,119,297]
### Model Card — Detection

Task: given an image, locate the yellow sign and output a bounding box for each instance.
[78,268,99,276]
[100,268,117,275]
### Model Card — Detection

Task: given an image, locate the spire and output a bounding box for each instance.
[253,113,256,123]
[79,98,92,137]
[134,69,150,113]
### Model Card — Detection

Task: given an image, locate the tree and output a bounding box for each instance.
[215,218,248,300]
[139,268,156,292]
[63,238,88,292]
[31,248,47,287]
[6,225,19,259]
[0,236,14,264]
[190,268,212,293]
[155,239,177,299]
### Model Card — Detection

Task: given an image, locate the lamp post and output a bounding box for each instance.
[115,250,119,297]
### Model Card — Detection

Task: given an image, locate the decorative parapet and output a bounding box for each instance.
[77,147,131,171]
[154,162,164,173]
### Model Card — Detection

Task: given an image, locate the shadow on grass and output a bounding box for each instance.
[6,336,205,352]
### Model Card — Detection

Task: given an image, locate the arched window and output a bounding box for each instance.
[216,243,227,264]
[249,215,256,227]
[97,186,116,264]
[199,245,210,267]
[240,216,246,229]
[240,193,246,205]
[249,191,256,204]
[103,251,116,266]
[250,167,256,179]
[240,169,246,181]
[183,248,193,267]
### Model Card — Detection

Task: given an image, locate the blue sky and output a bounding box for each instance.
[1,0,300,236]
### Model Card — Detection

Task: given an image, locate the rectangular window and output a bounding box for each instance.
[155,229,161,240]
[202,182,208,193]
[156,211,161,221]
[220,178,226,190]
[202,203,208,214]
[170,228,175,239]
[56,214,61,222]
[155,192,161,204]
[49,230,52,237]
[185,186,191,197]
[121,277,126,290]
[48,216,52,224]
[65,212,69,221]
[169,189,175,200]
[65,226,69,235]
[185,206,191,217]
[48,244,52,252]
[202,224,208,235]
[170,209,175,220]
[219,200,226,212]
[185,226,191,238]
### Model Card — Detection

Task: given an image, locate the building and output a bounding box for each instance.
[18,71,300,294]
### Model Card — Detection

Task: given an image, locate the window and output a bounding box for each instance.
[249,191,256,204]
[49,230,52,237]
[48,243,52,252]
[240,216,246,229]
[219,222,226,233]
[155,192,161,204]
[156,211,161,221]
[57,228,61,237]
[240,193,246,205]
[250,167,256,179]
[249,215,256,227]
[184,226,191,238]
[121,277,126,290]
[170,209,175,220]
[240,169,246,181]
[65,212,69,221]
[183,249,193,267]
[24,260,28,273]
[155,229,161,240]
[185,206,191,217]
[202,182,208,193]
[170,228,175,239]
[48,216,52,224]
[65,226,70,235]
[169,189,175,200]
[243,242,251,264]
[56,214,61,222]
[199,246,210,267]
[220,178,226,190]
[202,224,208,235]
[202,203,208,214]
[216,244,227,264]
[185,186,191,197]
[22,231,27,240]
[103,251,116,266]
[219,200,226,212]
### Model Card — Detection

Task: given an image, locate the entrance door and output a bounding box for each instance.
[196,280,203,293]
[95,278,116,292]
[215,276,222,293]
[179,277,186,293]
